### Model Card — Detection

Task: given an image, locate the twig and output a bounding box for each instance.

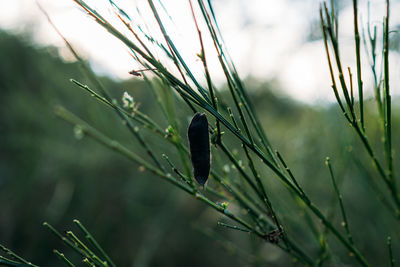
[326,158,353,245]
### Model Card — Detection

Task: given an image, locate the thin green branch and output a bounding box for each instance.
[352,122,400,215]
[321,1,400,217]
[55,106,192,193]
[348,67,355,107]
[188,0,221,142]
[275,151,306,196]
[217,222,252,233]
[65,231,106,266]
[242,145,291,252]
[200,0,279,164]
[57,103,312,264]
[0,256,33,267]
[362,11,384,121]
[0,244,38,267]
[320,7,351,122]
[71,79,165,172]
[212,174,312,264]
[228,108,288,248]
[322,3,358,123]
[387,237,394,267]
[43,222,88,259]
[53,250,75,267]
[39,5,165,172]
[353,0,364,129]
[383,0,397,206]
[82,258,95,267]
[325,158,353,245]
[147,0,211,103]
[162,154,195,189]
[73,220,116,267]
[55,106,280,244]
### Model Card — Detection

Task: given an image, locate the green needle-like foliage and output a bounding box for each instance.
[6,0,396,266]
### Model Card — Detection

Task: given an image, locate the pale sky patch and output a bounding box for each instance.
[0,0,399,105]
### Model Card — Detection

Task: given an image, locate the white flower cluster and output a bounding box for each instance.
[122,91,135,110]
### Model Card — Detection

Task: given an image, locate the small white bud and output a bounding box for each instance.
[122,91,134,109]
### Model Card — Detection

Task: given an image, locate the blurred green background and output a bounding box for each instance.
[0,30,399,266]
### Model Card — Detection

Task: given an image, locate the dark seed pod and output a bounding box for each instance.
[188,113,210,186]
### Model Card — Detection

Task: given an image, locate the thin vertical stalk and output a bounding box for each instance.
[363,8,384,118]
[0,244,38,267]
[275,151,306,196]
[202,0,279,165]
[73,220,116,267]
[196,0,257,148]
[226,107,268,205]
[387,237,394,267]
[188,0,221,142]
[53,250,75,267]
[320,7,351,122]
[348,67,354,107]
[43,222,90,261]
[383,0,396,200]
[219,142,264,204]
[326,158,353,245]
[212,173,312,265]
[323,3,357,123]
[242,145,291,251]
[65,231,105,266]
[228,109,287,247]
[163,154,194,187]
[331,0,338,39]
[147,0,211,103]
[353,0,364,130]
